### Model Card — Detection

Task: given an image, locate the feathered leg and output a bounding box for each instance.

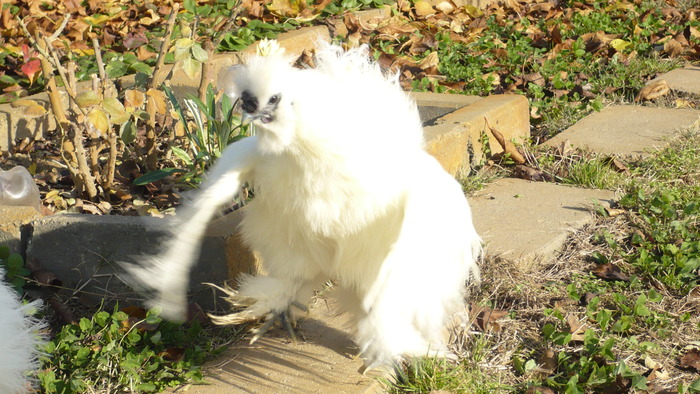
[210,271,324,342]
[121,136,259,321]
[354,156,481,371]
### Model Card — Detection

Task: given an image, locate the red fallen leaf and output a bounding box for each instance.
[20,58,42,85]
[679,348,700,371]
[592,263,630,282]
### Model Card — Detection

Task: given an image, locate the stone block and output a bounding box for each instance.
[469,178,615,268]
[411,91,482,124]
[544,105,700,157]
[24,212,255,312]
[205,208,260,280]
[423,94,530,178]
[354,4,393,24]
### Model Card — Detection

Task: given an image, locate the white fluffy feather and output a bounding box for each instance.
[0,268,45,393]
[124,42,481,370]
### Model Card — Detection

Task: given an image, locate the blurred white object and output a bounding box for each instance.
[0,166,41,212]
[0,268,45,393]
[125,42,481,371]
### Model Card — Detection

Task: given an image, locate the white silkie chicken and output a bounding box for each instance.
[0,268,45,393]
[124,42,481,371]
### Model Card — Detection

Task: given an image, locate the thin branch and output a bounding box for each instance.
[198,2,244,102]
[92,37,107,82]
[212,2,244,51]
[48,13,71,41]
[147,2,180,89]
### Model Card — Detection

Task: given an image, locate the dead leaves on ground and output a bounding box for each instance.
[592,262,631,282]
[469,303,509,332]
[679,345,700,372]
[334,0,700,96]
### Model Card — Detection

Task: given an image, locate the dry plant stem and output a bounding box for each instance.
[36,40,84,193]
[103,133,118,190]
[141,3,180,169]
[19,15,99,198]
[198,3,243,102]
[92,37,107,83]
[147,2,180,90]
[69,123,99,199]
[145,93,159,170]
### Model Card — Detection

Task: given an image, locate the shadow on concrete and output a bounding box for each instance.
[24,214,232,314]
[198,302,373,393]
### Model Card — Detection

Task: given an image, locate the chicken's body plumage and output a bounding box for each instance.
[0,268,44,393]
[124,43,481,370]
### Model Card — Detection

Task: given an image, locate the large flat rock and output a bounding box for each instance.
[544,105,700,157]
[469,178,615,267]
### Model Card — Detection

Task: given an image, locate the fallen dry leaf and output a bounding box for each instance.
[566,314,590,341]
[486,118,526,164]
[592,263,630,282]
[470,303,508,332]
[513,165,553,182]
[679,348,700,371]
[664,38,684,58]
[603,156,629,173]
[414,0,435,17]
[604,207,626,217]
[636,79,671,102]
[537,348,557,374]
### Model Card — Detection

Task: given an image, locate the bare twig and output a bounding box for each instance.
[92,37,107,83]
[102,133,118,190]
[147,2,180,89]
[48,13,71,41]
[69,123,99,199]
[198,1,244,102]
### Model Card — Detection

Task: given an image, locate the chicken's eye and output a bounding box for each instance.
[268,95,280,105]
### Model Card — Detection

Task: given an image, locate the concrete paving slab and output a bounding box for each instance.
[650,65,700,95]
[24,213,255,311]
[469,178,615,267]
[544,105,700,157]
[171,298,383,394]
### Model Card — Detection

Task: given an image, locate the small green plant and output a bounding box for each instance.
[38,305,237,393]
[619,189,700,293]
[135,84,250,186]
[0,245,30,294]
[563,158,624,189]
